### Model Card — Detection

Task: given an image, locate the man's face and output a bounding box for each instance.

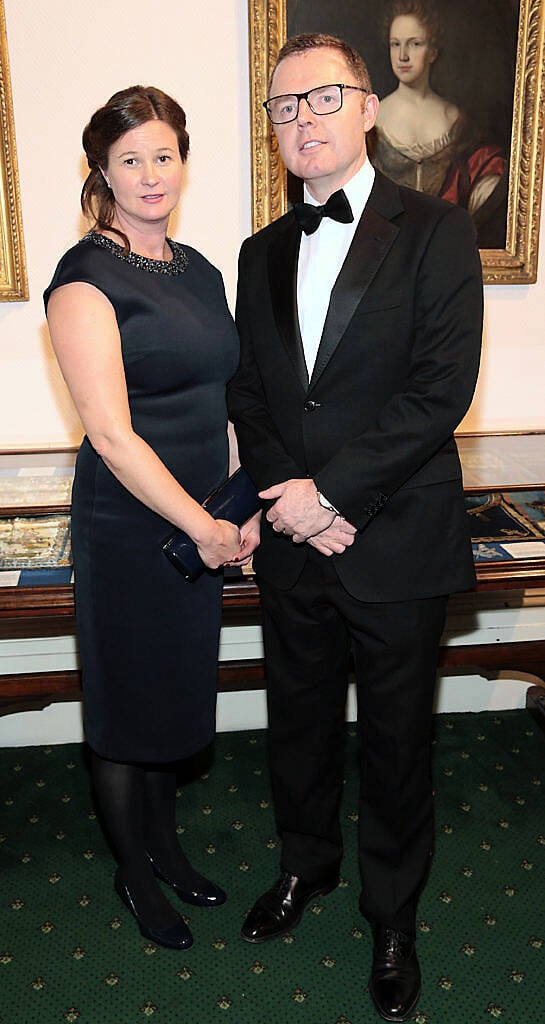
[269,47,378,202]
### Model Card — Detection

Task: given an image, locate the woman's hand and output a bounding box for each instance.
[226,510,261,567]
[197,518,241,570]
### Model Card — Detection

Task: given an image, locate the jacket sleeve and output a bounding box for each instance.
[314,203,483,529]
[227,241,307,490]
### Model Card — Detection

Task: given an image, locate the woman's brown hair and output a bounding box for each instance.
[382,1,442,52]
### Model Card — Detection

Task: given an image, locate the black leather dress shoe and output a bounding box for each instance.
[241,870,339,943]
[147,853,227,908]
[114,870,193,950]
[369,926,421,1022]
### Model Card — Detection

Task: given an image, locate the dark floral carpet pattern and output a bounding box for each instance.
[1,711,544,1024]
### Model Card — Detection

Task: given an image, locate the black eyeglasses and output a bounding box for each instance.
[263,83,368,124]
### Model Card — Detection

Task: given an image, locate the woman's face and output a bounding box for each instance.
[102,119,184,230]
[389,14,437,87]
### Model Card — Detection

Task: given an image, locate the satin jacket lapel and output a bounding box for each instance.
[268,219,309,390]
[309,177,402,389]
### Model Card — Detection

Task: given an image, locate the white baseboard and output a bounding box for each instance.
[1,590,542,747]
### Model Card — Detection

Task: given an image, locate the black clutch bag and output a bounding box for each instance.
[162,467,261,581]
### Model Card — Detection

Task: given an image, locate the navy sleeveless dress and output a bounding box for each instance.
[44,233,239,762]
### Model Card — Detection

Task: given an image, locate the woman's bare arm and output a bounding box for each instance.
[47,281,240,568]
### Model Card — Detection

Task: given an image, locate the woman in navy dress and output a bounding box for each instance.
[44,86,259,949]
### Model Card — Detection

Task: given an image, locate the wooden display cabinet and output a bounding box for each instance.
[1,437,545,720]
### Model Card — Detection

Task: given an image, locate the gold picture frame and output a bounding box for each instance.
[0,0,28,301]
[248,0,545,285]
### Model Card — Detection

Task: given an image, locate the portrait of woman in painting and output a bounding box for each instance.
[373,0,508,247]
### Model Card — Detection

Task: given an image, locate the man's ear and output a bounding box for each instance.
[363,93,380,133]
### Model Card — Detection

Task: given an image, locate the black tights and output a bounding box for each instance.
[91,751,206,929]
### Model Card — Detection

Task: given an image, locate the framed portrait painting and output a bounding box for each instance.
[0,0,28,301]
[248,0,545,284]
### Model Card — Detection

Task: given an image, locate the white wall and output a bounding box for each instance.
[0,0,252,447]
[462,260,545,432]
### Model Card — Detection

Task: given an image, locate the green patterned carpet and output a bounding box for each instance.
[1,711,544,1024]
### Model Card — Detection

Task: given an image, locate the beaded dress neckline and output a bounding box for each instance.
[82,231,189,275]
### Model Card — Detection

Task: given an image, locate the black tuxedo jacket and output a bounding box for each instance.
[228,171,483,601]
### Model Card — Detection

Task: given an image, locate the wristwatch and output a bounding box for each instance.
[317,491,338,514]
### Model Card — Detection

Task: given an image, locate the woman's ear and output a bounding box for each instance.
[99,167,111,189]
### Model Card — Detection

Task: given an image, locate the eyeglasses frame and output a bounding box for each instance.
[263,83,368,124]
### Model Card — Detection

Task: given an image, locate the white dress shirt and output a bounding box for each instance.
[297,159,375,375]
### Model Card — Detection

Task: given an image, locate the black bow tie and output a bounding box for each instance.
[294,189,354,235]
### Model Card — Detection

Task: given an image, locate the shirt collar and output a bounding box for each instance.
[303,159,375,224]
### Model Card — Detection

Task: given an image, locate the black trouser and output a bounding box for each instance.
[259,550,448,936]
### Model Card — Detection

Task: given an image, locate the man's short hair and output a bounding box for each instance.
[270,33,373,96]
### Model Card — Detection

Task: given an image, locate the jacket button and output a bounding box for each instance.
[304,400,320,412]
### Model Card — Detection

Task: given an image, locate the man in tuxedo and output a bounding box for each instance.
[228,32,482,1022]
